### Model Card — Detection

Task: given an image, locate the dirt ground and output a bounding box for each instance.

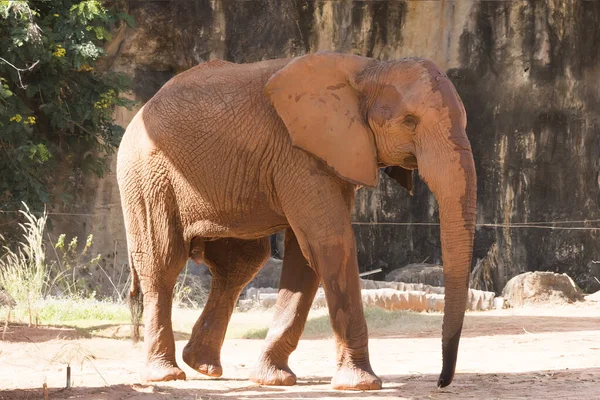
[1,302,600,400]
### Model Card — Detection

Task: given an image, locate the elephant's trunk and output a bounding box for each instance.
[417,145,477,388]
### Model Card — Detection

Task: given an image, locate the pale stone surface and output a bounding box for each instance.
[585,290,600,302]
[502,272,584,307]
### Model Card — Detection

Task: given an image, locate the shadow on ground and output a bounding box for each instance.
[1,324,90,343]
[82,323,191,341]
[1,368,598,400]
[1,323,190,343]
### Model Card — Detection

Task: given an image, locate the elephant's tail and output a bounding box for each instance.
[128,255,143,342]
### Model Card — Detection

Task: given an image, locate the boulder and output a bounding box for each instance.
[385,263,444,287]
[502,271,584,307]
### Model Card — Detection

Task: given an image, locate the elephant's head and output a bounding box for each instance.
[266,52,476,387]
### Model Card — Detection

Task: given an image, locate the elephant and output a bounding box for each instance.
[116,51,477,391]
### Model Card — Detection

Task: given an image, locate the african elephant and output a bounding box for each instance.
[116,52,476,391]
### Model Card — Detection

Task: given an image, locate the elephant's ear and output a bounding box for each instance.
[383,166,415,196]
[265,52,379,188]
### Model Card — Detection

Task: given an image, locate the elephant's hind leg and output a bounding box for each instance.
[250,228,320,386]
[120,162,188,382]
[136,250,187,382]
[182,237,270,377]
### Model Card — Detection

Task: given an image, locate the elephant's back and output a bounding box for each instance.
[142,58,291,148]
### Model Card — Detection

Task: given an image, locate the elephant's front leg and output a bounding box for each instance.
[182,237,270,377]
[309,230,381,390]
[250,228,320,386]
[276,176,381,390]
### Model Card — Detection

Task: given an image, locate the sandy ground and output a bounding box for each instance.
[1,302,600,400]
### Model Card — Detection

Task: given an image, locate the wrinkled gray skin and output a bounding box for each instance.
[116,52,476,391]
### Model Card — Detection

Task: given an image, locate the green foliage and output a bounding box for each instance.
[0,0,135,213]
[233,307,444,340]
[240,327,269,339]
[15,297,129,324]
[0,202,107,325]
[49,231,101,298]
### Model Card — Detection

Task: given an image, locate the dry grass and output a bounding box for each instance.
[5,299,443,343]
[222,307,442,340]
[0,203,48,325]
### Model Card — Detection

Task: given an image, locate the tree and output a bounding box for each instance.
[0,0,135,216]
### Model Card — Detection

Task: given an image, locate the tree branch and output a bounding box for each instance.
[0,57,40,89]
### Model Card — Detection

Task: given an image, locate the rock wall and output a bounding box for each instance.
[62,0,600,294]
[353,1,600,293]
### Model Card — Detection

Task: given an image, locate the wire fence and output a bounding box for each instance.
[3,209,600,231]
[0,210,95,217]
[352,220,600,231]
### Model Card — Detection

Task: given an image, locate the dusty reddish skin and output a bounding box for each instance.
[116,52,476,391]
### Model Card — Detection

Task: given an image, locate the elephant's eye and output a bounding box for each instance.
[403,115,419,131]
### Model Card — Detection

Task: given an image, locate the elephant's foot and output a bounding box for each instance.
[182,344,223,377]
[250,356,296,386]
[142,360,186,382]
[331,366,382,391]
[193,361,223,378]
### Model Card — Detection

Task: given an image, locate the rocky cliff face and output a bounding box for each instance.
[73,0,600,294]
